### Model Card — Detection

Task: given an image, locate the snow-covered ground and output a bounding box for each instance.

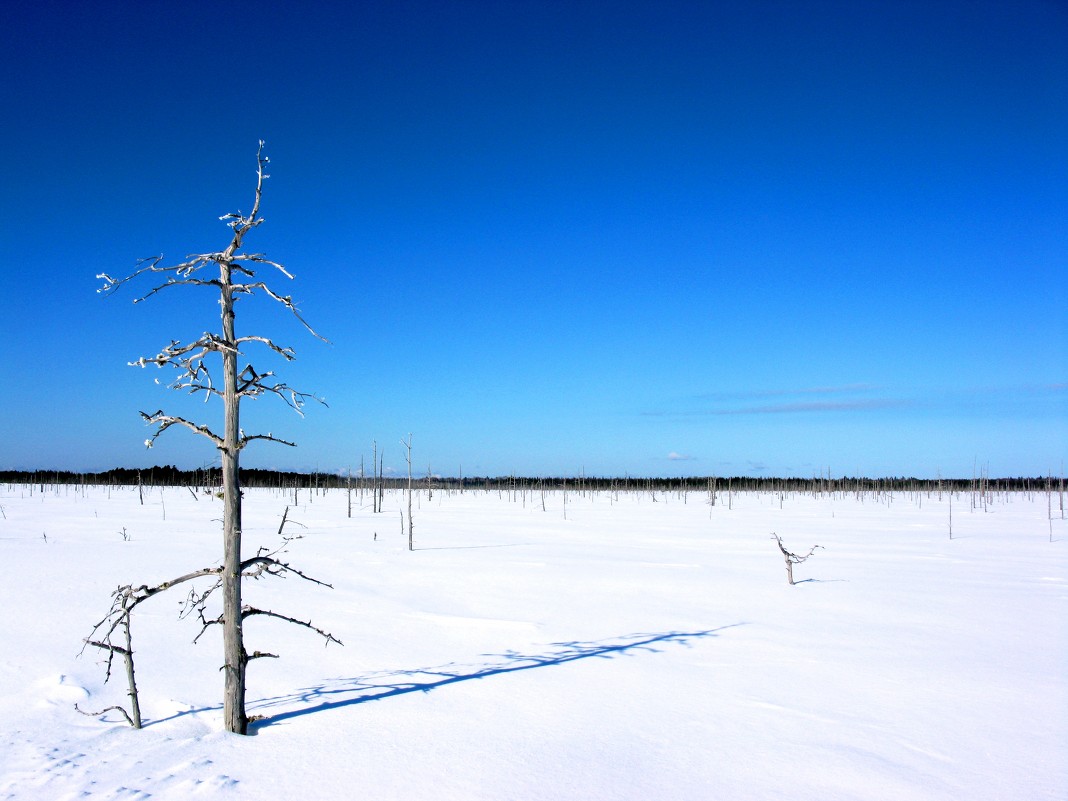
[0,483,1064,800]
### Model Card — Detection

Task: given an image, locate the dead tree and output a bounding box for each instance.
[95,142,331,735]
[79,511,340,729]
[372,440,379,513]
[79,565,221,728]
[771,533,823,585]
[402,434,413,550]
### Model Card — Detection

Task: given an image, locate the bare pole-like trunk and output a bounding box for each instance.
[220,240,247,735]
[1049,472,1054,542]
[372,440,379,513]
[1060,463,1064,520]
[402,435,413,550]
[213,153,274,735]
[120,600,142,728]
[379,450,385,512]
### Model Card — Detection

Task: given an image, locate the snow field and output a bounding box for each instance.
[0,484,1064,800]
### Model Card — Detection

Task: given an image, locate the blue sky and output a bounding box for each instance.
[1,0,1064,478]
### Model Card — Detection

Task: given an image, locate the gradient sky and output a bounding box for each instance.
[1,0,1065,478]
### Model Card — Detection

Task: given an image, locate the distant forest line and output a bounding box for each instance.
[0,467,1060,494]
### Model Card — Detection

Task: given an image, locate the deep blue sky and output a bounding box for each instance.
[1,0,1064,478]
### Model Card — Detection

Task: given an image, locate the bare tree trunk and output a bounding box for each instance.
[1059,463,1064,520]
[220,259,248,735]
[1049,475,1054,542]
[378,450,385,513]
[402,435,413,550]
[372,441,378,513]
[120,603,142,728]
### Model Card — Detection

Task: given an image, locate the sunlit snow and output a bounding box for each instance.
[0,483,1064,800]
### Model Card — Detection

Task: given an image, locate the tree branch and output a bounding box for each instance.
[75,702,134,727]
[241,606,343,647]
[772,534,822,564]
[130,333,236,368]
[140,411,224,448]
[237,374,327,415]
[131,277,223,304]
[232,281,328,342]
[239,433,297,449]
[97,255,225,299]
[232,253,294,280]
[241,555,334,588]
[82,566,225,650]
[234,336,296,360]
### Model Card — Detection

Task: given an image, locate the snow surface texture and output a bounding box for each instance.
[0,484,1064,800]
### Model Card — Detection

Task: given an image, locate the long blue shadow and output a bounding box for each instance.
[414,543,527,551]
[247,625,741,730]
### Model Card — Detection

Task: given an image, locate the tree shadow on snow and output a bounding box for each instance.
[245,625,743,731]
[413,543,529,551]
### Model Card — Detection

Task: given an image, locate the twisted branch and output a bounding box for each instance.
[140,411,223,448]
[241,607,343,647]
[82,566,224,652]
[233,281,327,342]
[772,533,822,564]
[771,533,823,585]
[75,702,135,727]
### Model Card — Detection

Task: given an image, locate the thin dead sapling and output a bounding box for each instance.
[79,508,339,729]
[771,533,823,585]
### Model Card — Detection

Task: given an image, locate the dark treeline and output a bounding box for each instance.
[0,467,1057,494]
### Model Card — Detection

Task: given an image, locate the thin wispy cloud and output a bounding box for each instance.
[693,384,878,402]
[644,380,1066,420]
[644,384,906,417]
[667,451,694,461]
[710,398,911,416]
